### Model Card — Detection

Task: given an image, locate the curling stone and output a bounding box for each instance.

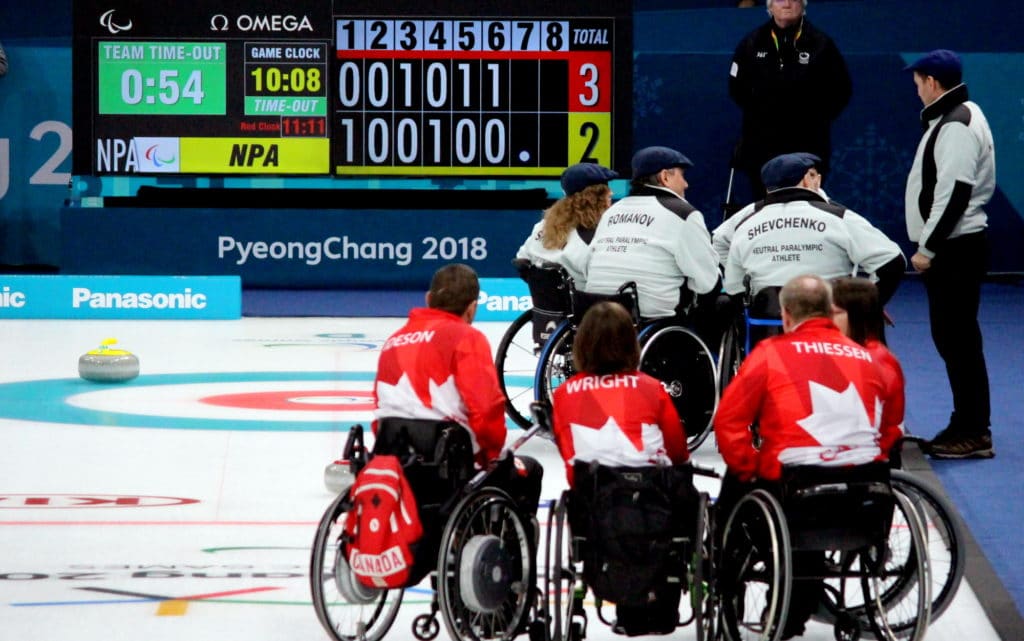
[78,338,140,383]
[324,458,354,494]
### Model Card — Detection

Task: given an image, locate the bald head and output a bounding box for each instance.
[780,274,832,330]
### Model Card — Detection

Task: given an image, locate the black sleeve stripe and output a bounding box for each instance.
[925,180,973,254]
[919,104,971,222]
[655,191,695,221]
[807,200,847,218]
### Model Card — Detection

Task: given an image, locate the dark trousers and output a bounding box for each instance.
[922,232,991,435]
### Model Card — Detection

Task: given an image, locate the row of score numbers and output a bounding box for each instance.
[336,19,571,53]
[97,41,226,115]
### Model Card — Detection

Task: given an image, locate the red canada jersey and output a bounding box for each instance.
[866,338,906,454]
[373,307,506,463]
[714,317,900,481]
[551,371,688,487]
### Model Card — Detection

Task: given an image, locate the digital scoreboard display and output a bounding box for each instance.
[72,0,633,179]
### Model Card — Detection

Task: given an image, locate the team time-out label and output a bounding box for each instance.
[331,17,616,176]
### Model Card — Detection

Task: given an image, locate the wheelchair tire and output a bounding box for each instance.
[717,320,743,396]
[817,470,959,636]
[891,470,965,622]
[638,325,718,452]
[437,488,536,641]
[548,493,583,641]
[309,490,403,641]
[534,321,575,409]
[496,309,541,429]
[692,492,713,641]
[859,489,931,641]
[719,489,792,641]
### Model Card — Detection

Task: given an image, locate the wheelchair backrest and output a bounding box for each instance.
[569,282,641,331]
[373,417,476,504]
[568,461,698,606]
[781,463,895,552]
[514,259,574,344]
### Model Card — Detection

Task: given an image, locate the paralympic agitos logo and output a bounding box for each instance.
[0,494,199,508]
[99,9,133,34]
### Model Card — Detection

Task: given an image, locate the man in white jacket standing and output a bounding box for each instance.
[904,49,996,459]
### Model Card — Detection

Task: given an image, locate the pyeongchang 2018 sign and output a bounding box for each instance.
[0,275,240,319]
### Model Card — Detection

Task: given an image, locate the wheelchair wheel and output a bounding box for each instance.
[496,309,541,429]
[548,493,584,641]
[437,487,536,641]
[719,489,792,641]
[310,491,403,641]
[691,492,714,641]
[858,489,931,641]
[891,470,965,621]
[534,321,575,408]
[638,325,718,452]
[819,471,957,636]
[717,320,743,396]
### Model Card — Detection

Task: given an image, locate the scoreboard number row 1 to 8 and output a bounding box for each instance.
[84,11,629,178]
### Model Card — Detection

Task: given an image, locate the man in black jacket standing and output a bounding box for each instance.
[729,0,851,198]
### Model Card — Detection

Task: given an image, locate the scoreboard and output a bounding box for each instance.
[72,0,633,179]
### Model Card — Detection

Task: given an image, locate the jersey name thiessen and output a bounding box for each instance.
[607,212,655,227]
[564,374,640,394]
[382,330,435,351]
[791,341,871,361]
[747,217,826,240]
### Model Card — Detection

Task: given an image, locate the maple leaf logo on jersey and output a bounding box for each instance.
[569,417,665,466]
[376,373,466,423]
[781,382,880,466]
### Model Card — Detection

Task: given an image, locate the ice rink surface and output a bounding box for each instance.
[0,317,1003,640]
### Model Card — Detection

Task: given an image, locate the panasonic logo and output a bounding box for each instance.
[478,290,532,312]
[72,287,208,310]
[0,286,27,308]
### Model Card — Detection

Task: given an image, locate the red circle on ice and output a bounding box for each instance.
[199,390,375,411]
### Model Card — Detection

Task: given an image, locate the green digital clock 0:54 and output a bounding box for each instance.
[97,41,227,115]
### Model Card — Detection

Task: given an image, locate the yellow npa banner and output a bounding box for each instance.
[180,138,329,174]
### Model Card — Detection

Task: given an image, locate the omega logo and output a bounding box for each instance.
[209,14,314,33]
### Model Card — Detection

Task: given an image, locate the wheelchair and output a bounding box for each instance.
[715,463,932,641]
[811,438,965,636]
[496,259,573,429]
[310,418,542,641]
[529,272,719,452]
[716,279,783,394]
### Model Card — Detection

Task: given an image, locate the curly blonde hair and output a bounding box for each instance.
[541,184,610,250]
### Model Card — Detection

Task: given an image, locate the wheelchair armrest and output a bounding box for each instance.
[887,434,928,469]
[692,465,721,479]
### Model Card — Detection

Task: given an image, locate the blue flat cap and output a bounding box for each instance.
[560,163,619,196]
[761,152,821,191]
[904,49,962,89]
[631,146,694,178]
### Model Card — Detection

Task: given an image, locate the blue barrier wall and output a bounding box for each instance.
[3,0,1023,279]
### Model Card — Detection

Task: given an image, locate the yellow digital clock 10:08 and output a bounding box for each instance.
[247,66,324,95]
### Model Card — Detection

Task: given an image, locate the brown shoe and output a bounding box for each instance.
[926,433,994,459]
